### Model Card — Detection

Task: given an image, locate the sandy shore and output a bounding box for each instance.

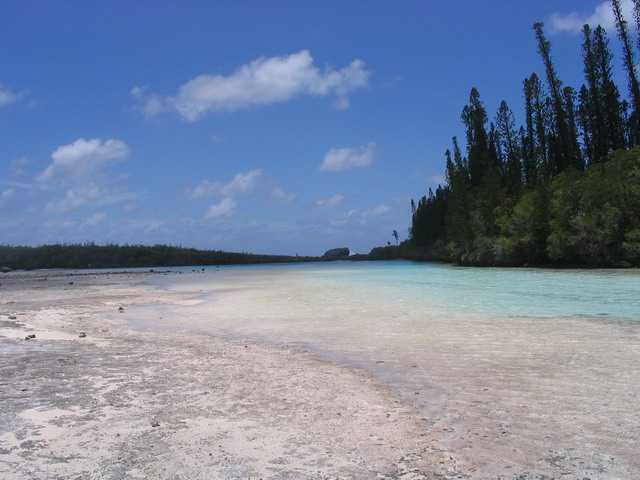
[0,271,450,479]
[1,270,638,479]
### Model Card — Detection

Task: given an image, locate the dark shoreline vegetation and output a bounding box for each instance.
[404,8,640,268]
[0,244,333,270]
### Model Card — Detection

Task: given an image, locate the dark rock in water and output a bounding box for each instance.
[118,307,124,312]
[322,247,350,259]
[0,266,12,273]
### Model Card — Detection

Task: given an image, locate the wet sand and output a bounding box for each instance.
[1,270,639,479]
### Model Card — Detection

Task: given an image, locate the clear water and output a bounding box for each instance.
[136,261,640,396]
[157,260,640,322]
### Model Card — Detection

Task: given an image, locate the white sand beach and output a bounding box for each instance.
[1,269,639,479]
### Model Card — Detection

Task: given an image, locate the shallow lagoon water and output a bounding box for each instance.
[140,260,640,391]
[154,260,640,322]
[133,260,640,477]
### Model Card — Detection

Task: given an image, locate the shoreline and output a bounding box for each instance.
[0,271,449,479]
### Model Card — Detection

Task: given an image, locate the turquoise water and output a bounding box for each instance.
[140,260,640,385]
[161,260,640,322]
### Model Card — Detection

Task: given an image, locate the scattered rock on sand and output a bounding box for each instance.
[24,334,36,340]
[78,332,87,338]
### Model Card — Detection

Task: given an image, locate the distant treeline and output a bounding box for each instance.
[407,4,640,267]
[0,243,322,270]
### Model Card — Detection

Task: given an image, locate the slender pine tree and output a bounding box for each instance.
[611,0,640,143]
[533,23,583,173]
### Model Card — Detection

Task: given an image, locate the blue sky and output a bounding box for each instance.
[0,0,635,255]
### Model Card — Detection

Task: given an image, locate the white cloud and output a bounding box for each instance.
[270,186,297,205]
[33,139,140,214]
[330,204,391,226]
[205,197,236,219]
[132,50,370,121]
[222,169,263,196]
[37,138,130,186]
[549,0,632,34]
[186,169,263,199]
[313,193,345,209]
[130,86,167,118]
[0,84,26,106]
[319,142,376,172]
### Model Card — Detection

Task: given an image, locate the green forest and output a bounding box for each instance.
[407,2,640,267]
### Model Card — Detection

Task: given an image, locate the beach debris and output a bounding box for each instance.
[24,334,36,340]
[79,332,87,338]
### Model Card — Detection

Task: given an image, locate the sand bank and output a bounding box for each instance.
[0,271,447,479]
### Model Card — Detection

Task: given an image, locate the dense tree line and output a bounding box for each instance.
[0,243,320,270]
[409,2,640,267]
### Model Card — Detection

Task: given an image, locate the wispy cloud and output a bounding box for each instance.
[330,204,391,226]
[549,0,632,34]
[205,197,236,219]
[0,84,27,106]
[319,142,376,172]
[313,193,345,209]
[270,186,297,205]
[0,189,15,208]
[131,50,370,121]
[9,156,32,178]
[43,186,143,215]
[186,169,263,200]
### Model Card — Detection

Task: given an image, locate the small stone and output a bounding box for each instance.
[118,307,124,312]
[79,332,87,338]
[8,315,17,320]
[151,421,160,427]
[24,334,36,340]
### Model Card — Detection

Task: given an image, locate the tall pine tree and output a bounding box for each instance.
[533,23,583,173]
[611,0,640,143]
